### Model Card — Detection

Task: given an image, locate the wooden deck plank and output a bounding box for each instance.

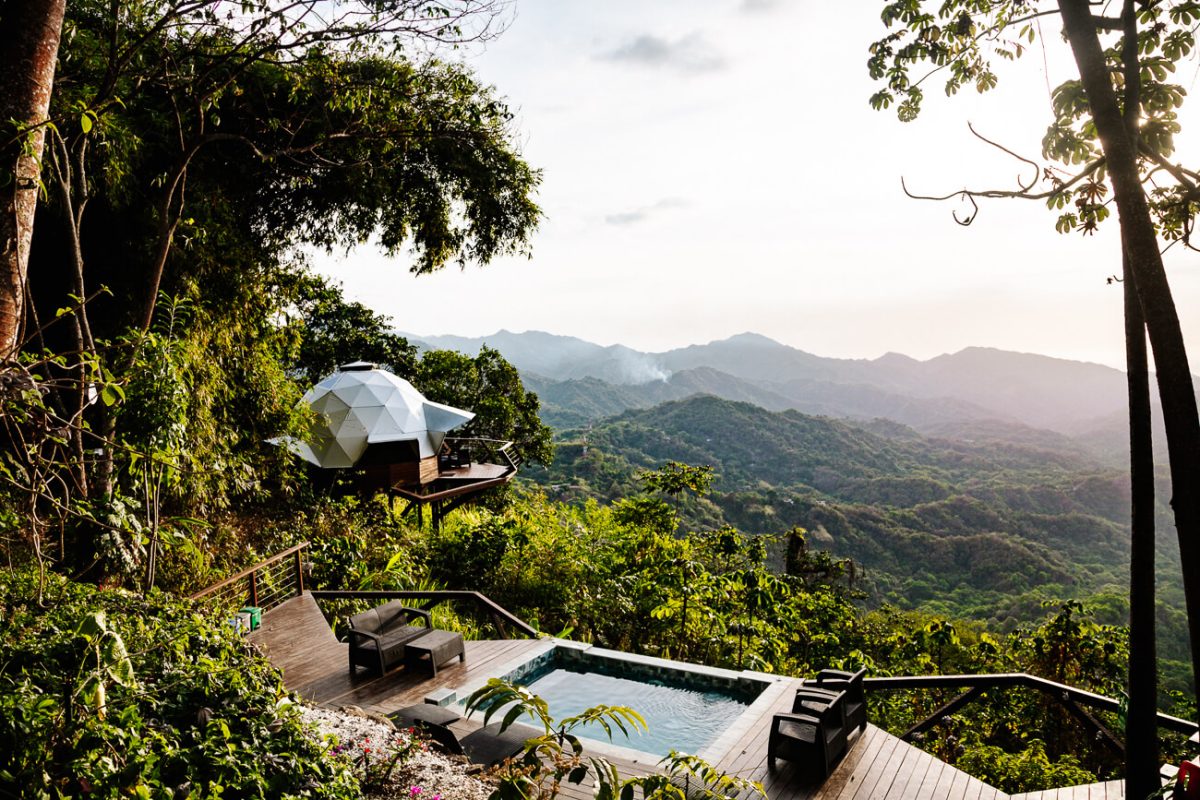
[842,730,901,800]
[858,731,910,799]
[811,727,882,800]
[942,764,973,800]
[975,783,1000,800]
[824,726,894,800]
[885,739,937,800]
[870,754,912,799]
[909,753,947,800]
[927,756,963,800]
[960,776,989,800]
[1009,782,1125,800]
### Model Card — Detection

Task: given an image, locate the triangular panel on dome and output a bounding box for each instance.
[423,401,474,433]
[312,392,349,415]
[351,405,386,432]
[362,381,402,406]
[324,372,361,391]
[331,382,374,408]
[381,405,423,433]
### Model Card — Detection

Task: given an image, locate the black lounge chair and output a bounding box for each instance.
[768,688,849,783]
[388,703,462,730]
[811,667,868,733]
[346,601,433,676]
[416,719,542,766]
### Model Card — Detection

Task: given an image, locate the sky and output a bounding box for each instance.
[314,0,1200,370]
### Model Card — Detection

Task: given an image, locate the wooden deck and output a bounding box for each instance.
[250,594,1125,800]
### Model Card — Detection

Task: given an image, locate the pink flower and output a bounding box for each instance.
[410,787,423,797]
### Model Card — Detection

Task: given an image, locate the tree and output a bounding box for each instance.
[868,3,1200,772]
[0,0,67,357]
[287,275,418,386]
[414,346,554,466]
[37,0,529,336]
[638,461,715,500]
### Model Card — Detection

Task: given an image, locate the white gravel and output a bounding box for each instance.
[300,703,495,800]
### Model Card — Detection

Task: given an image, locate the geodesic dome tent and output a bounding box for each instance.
[280,361,474,469]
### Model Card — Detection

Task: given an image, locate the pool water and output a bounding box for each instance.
[522,666,750,756]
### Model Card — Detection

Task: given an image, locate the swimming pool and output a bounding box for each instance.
[452,642,773,758]
[523,665,750,755]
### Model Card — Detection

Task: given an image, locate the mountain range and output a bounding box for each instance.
[406,330,1174,462]
[406,330,1196,673]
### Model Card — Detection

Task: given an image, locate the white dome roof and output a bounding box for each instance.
[280,365,474,468]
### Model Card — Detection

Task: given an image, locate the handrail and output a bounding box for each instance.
[190,542,309,607]
[445,437,513,446]
[308,589,539,638]
[865,673,1198,742]
[444,436,520,467]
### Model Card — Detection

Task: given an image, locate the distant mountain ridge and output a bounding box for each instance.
[405,329,1161,459]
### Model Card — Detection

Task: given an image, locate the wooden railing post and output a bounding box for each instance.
[294,548,305,596]
[249,571,259,607]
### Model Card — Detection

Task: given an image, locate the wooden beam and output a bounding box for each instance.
[901,686,987,742]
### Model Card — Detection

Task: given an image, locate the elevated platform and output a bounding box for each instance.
[250,595,1126,800]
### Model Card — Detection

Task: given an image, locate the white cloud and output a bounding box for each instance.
[605,197,687,226]
[598,32,726,73]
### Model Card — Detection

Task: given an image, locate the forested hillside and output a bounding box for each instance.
[524,396,1191,678]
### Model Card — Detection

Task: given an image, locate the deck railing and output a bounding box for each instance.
[189,542,308,612]
[308,589,539,638]
[188,543,538,638]
[865,673,1199,757]
[444,436,522,470]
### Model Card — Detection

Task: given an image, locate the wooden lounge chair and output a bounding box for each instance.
[768,688,849,783]
[346,601,433,676]
[812,667,868,733]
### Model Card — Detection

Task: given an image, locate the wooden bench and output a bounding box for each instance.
[404,629,465,677]
[346,601,433,676]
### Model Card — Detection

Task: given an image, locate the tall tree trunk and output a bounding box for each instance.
[1059,0,1200,717]
[0,0,67,358]
[1124,250,1159,799]
[1117,5,1160,793]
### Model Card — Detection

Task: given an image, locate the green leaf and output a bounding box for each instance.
[76,611,107,639]
[500,703,526,733]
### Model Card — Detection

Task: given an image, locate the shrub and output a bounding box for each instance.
[0,570,358,799]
